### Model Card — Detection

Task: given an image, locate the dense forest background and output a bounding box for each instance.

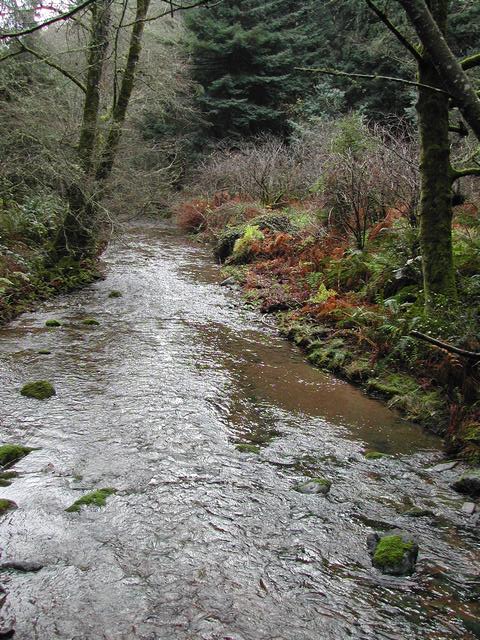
[1,0,479,457]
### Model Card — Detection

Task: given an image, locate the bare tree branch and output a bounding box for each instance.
[0,0,98,40]
[364,0,422,62]
[411,330,480,361]
[16,40,86,92]
[295,66,449,95]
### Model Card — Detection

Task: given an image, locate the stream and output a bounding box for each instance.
[0,222,478,639]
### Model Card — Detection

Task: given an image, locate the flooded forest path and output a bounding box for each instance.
[0,222,478,639]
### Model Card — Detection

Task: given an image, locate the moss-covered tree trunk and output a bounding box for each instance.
[416,0,456,306]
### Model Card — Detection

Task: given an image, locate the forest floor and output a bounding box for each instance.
[176,194,480,463]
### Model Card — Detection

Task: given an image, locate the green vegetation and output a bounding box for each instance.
[235,443,260,454]
[0,499,17,515]
[20,380,56,400]
[364,451,387,460]
[45,319,62,327]
[0,471,18,487]
[108,290,122,298]
[81,318,100,326]
[0,444,32,467]
[65,488,117,512]
[373,535,415,570]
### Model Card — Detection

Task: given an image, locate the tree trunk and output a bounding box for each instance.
[95,0,151,182]
[416,0,457,306]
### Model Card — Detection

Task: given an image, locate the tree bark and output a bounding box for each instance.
[95,0,151,182]
[415,0,457,305]
[397,0,480,141]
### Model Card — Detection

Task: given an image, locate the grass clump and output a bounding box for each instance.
[81,318,100,326]
[65,487,117,512]
[0,444,32,467]
[20,380,55,399]
[373,535,414,569]
[45,319,61,327]
[0,499,17,515]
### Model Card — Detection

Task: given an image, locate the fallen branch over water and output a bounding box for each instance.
[410,330,480,361]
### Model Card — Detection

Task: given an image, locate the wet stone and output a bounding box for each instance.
[430,461,459,472]
[368,529,419,576]
[461,502,476,515]
[294,478,331,495]
[451,471,480,497]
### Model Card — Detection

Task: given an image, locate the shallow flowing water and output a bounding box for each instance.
[0,222,478,640]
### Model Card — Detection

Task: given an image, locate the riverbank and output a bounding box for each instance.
[176,195,480,463]
[0,198,103,325]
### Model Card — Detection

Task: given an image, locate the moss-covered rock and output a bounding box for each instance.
[37,349,52,355]
[294,478,332,495]
[0,444,32,467]
[235,443,260,454]
[45,319,62,327]
[20,380,56,399]
[81,318,100,326]
[368,529,418,576]
[364,451,388,460]
[65,487,117,512]
[108,290,122,298]
[0,499,17,515]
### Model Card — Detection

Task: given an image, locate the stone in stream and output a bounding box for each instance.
[367,529,419,576]
[429,460,459,472]
[81,318,100,326]
[20,380,56,400]
[108,290,122,298]
[0,444,32,467]
[0,500,17,516]
[294,478,331,495]
[451,470,480,497]
[220,276,236,287]
[45,319,62,327]
[461,502,477,515]
[0,561,43,572]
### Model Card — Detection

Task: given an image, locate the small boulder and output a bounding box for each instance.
[451,471,480,497]
[461,502,476,515]
[429,461,458,472]
[364,451,388,460]
[108,290,122,298]
[294,478,331,495]
[20,380,56,400]
[368,529,418,576]
[81,318,100,326]
[235,443,260,454]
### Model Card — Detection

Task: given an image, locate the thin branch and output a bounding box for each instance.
[0,0,97,40]
[364,0,422,62]
[295,67,450,95]
[0,47,24,63]
[451,166,480,180]
[410,330,480,360]
[121,0,220,27]
[16,40,86,92]
[461,52,480,71]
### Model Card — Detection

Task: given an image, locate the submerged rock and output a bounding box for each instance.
[368,529,418,576]
[429,461,459,472]
[65,487,117,512]
[451,471,480,497]
[0,561,43,572]
[461,502,476,515]
[235,443,260,454]
[294,478,331,495]
[108,290,122,298]
[364,451,388,460]
[20,380,55,399]
[0,472,18,487]
[81,318,100,326]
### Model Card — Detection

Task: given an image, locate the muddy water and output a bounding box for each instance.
[0,223,478,640]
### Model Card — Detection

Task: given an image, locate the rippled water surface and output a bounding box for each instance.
[0,223,478,640]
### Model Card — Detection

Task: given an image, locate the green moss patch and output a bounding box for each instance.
[366,373,418,398]
[373,535,415,569]
[235,443,260,454]
[81,318,100,326]
[0,499,17,515]
[20,380,56,399]
[364,451,388,460]
[108,290,122,298]
[0,444,33,467]
[65,487,117,512]
[45,319,61,327]
[37,349,52,355]
[0,471,18,487]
